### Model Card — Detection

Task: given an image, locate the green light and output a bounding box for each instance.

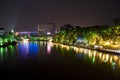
[0,48,4,53]
[4,39,8,42]
[9,45,13,49]
[10,40,13,42]
[0,41,3,44]
[92,57,95,63]
[9,45,14,58]
[104,60,107,62]
[0,48,4,62]
[112,61,116,66]
[0,40,3,45]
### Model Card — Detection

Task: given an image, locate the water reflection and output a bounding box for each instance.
[0,47,4,62]
[47,42,53,54]
[52,43,120,70]
[18,41,39,58]
[18,41,29,58]
[0,45,15,62]
[47,42,51,54]
[0,41,120,71]
[0,47,8,62]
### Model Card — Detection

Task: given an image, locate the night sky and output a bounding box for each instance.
[0,0,120,31]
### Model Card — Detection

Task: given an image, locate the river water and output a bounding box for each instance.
[0,41,120,79]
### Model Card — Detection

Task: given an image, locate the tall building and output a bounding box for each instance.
[38,23,55,36]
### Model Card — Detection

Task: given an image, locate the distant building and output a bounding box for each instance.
[38,23,55,36]
[0,28,5,35]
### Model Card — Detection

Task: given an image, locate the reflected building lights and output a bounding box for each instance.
[47,42,52,54]
[102,55,106,62]
[0,47,3,53]
[29,42,39,56]
[18,41,29,58]
[93,51,96,57]
[119,60,120,66]
[52,42,120,69]
[114,56,118,61]
[0,47,9,62]
[0,48,4,62]
[23,39,29,42]
[9,45,15,59]
[92,57,95,64]
[99,52,102,59]
[18,41,39,58]
[106,54,109,61]
[66,46,69,50]
[23,42,29,54]
[5,47,8,53]
[88,50,91,58]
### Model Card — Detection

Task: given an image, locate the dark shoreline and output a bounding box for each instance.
[0,41,17,47]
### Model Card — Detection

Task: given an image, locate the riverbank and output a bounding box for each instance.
[96,48,120,55]
[0,41,17,47]
[75,44,120,55]
[52,42,120,55]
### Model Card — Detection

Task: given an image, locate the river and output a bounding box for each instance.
[0,41,120,79]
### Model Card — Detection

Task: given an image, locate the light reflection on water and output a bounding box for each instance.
[47,42,53,54]
[53,43,120,70]
[0,41,120,71]
[0,47,4,62]
[18,41,39,58]
[0,45,15,62]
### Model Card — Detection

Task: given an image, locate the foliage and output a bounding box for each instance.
[53,25,120,49]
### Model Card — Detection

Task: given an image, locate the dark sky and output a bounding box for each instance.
[0,0,120,31]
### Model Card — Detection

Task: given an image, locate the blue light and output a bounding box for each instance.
[18,41,39,58]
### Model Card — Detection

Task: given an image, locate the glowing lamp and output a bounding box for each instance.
[47,32,51,35]
[11,30,14,33]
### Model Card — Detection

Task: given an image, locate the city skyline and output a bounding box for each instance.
[0,0,120,31]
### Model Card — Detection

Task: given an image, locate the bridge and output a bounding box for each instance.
[18,31,38,36]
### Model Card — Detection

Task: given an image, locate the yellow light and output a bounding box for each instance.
[105,42,110,45]
[114,56,118,61]
[106,54,109,61]
[93,51,96,57]
[110,57,112,63]
[23,39,29,43]
[102,55,105,61]
[99,52,102,59]
[15,32,19,36]
[100,42,102,44]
